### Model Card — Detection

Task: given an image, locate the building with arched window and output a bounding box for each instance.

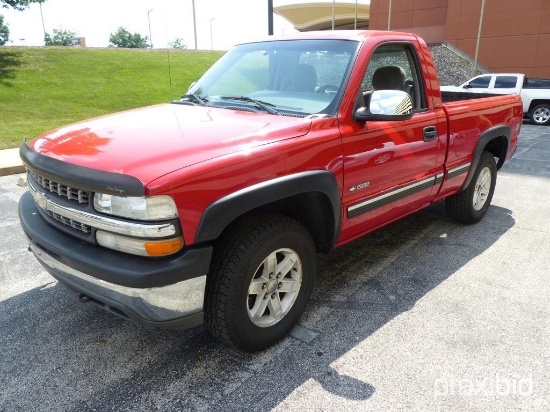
[275,1,550,78]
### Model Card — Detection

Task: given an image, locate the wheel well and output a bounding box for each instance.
[528,100,550,112]
[483,135,508,170]
[217,192,336,254]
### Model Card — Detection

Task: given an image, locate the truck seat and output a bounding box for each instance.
[283,64,318,92]
[372,66,406,91]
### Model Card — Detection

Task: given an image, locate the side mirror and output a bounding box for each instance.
[355,90,413,123]
[463,83,471,89]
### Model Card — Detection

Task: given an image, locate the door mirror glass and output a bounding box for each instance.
[355,90,413,122]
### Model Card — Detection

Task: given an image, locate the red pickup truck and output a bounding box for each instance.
[19,31,522,351]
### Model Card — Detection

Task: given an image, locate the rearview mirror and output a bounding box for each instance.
[355,90,413,123]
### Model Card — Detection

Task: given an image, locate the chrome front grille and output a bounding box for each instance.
[45,210,92,233]
[28,170,89,204]
[27,177,177,239]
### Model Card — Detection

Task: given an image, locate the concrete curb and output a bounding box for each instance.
[0,148,25,177]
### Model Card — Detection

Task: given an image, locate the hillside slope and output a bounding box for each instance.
[0,47,223,149]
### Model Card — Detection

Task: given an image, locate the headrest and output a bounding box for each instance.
[372,66,406,90]
[290,64,317,92]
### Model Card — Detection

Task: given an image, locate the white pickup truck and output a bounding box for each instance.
[441,73,550,125]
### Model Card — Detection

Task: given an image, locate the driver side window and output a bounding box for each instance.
[361,44,426,110]
[468,76,491,88]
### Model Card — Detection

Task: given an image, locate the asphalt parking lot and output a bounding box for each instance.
[1,122,549,411]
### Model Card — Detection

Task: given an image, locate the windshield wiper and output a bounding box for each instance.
[220,96,280,115]
[174,94,209,106]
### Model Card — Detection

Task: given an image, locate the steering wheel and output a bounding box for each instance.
[316,84,339,95]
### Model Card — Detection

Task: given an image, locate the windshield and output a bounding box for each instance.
[184,39,359,117]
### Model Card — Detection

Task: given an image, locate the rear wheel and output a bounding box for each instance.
[529,104,550,125]
[445,151,497,224]
[205,214,316,352]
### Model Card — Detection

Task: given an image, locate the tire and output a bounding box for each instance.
[529,104,550,125]
[205,214,317,352]
[445,151,497,224]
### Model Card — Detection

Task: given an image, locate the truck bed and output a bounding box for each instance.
[441,92,523,174]
[440,90,501,102]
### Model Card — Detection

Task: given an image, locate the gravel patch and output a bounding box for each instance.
[429,43,491,86]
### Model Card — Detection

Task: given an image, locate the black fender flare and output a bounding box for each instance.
[461,124,510,191]
[194,170,342,247]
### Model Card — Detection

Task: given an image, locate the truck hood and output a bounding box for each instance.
[30,103,312,185]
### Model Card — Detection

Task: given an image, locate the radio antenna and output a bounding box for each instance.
[164,6,174,99]
[166,47,173,99]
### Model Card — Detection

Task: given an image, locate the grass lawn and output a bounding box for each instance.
[0,47,224,149]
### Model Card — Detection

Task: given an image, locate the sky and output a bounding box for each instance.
[1,0,368,51]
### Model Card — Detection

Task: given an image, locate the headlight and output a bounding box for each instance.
[94,194,178,221]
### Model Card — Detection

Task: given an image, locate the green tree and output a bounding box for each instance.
[44,27,77,46]
[109,27,148,49]
[169,38,187,50]
[1,0,45,11]
[0,14,9,45]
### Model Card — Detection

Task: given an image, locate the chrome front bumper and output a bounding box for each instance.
[30,241,206,328]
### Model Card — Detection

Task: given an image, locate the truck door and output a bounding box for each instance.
[462,74,493,93]
[341,43,445,240]
[492,74,523,95]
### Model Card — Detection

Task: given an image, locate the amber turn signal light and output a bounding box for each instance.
[145,238,184,256]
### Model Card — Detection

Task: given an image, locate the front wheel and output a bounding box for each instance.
[205,214,316,352]
[445,151,497,224]
[529,104,550,125]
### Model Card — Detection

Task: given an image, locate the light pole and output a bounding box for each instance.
[472,0,486,76]
[210,18,216,51]
[147,9,153,49]
[268,0,273,35]
[388,0,392,30]
[39,1,47,44]
[192,0,197,49]
[332,0,335,30]
[354,0,358,30]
